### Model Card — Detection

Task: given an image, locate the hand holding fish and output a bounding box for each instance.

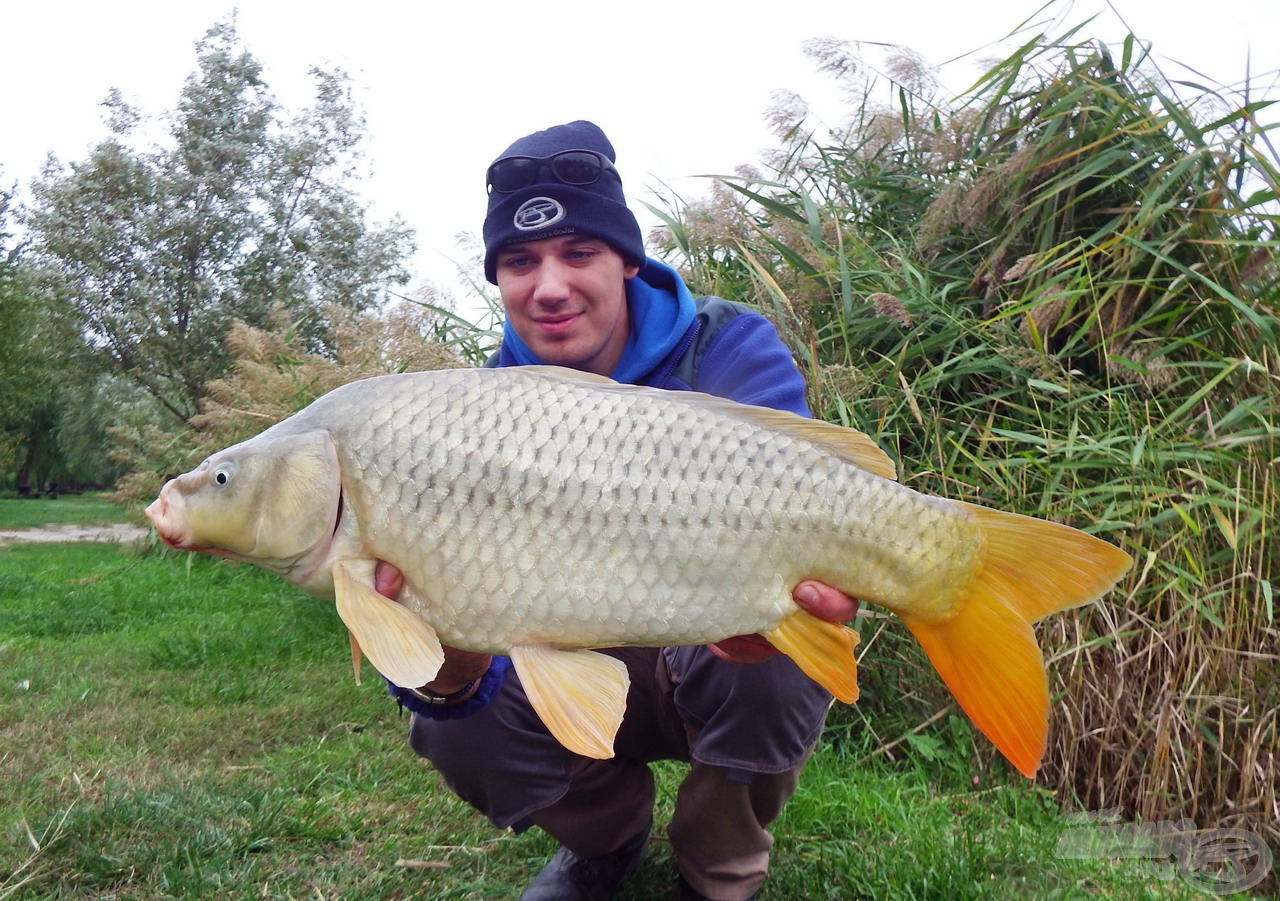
[707,581,861,663]
[374,560,491,698]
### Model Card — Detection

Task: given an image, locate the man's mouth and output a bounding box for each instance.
[533,312,581,334]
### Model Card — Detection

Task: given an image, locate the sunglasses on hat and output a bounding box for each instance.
[486,149,617,194]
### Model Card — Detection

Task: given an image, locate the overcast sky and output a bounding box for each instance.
[4,0,1277,311]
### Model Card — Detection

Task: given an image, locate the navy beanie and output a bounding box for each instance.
[482,120,646,283]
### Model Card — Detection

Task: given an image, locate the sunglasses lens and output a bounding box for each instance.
[551,151,606,185]
[488,157,539,193]
[487,151,612,193]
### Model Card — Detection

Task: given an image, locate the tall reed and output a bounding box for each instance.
[655,16,1279,850]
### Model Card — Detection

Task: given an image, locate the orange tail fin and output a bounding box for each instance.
[903,504,1131,777]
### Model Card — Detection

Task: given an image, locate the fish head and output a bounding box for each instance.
[145,429,343,571]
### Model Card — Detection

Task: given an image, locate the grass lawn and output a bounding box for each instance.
[0,503,1204,897]
[0,493,136,530]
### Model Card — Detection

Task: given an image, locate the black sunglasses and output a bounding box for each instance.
[486,149,617,194]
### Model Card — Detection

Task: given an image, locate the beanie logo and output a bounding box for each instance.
[513,197,566,231]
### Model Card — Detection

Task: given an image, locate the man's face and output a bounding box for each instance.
[495,235,639,377]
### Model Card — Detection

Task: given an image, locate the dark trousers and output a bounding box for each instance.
[409,646,832,900]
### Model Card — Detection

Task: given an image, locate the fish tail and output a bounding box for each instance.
[901,503,1131,777]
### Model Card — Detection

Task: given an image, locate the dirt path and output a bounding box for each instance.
[0,523,150,544]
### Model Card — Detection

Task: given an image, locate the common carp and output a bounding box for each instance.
[145,366,1131,775]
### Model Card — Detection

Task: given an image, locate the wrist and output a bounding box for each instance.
[406,678,481,706]
[387,656,512,721]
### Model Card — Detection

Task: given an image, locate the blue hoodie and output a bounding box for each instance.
[490,258,811,416]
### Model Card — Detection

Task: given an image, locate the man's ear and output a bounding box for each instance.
[623,263,641,279]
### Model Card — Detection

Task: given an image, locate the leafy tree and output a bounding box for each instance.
[0,183,28,442]
[23,20,414,424]
[1,181,125,490]
[0,181,55,487]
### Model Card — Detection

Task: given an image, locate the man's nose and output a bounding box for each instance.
[530,259,571,302]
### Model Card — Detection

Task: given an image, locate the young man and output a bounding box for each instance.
[378,121,859,901]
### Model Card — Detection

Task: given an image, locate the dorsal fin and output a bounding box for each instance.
[513,365,897,481]
[716,404,897,480]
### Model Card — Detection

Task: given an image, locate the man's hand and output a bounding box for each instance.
[373,561,492,695]
[707,580,861,663]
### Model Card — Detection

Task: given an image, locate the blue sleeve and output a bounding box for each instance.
[693,313,812,417]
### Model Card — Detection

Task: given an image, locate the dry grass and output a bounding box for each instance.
[110,302,462,510]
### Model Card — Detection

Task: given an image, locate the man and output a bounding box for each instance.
[377,121,859,901]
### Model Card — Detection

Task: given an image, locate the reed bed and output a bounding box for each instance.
[653,15,1279,853]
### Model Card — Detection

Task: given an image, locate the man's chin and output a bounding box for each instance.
[529,341,589,370]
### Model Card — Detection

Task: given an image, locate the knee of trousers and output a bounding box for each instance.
[406,648,669,830]
[408,702,577,830]
[664,646,833,773]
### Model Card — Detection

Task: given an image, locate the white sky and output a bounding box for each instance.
[4,0,1278,313]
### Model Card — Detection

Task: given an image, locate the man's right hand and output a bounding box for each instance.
[373,560,492,697]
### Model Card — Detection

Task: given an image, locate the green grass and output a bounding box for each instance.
[0,494,135,530]
[0,536,1203,898]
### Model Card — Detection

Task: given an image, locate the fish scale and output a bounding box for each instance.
[147,365,1132,772]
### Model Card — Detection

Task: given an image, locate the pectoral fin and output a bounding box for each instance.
[332,558,444,688]
[508,645,630,759]
[764,611,860,703]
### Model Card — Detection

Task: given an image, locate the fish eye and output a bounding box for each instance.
[212,464,235,487]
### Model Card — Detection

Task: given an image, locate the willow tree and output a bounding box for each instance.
[0,182,51,483]
[24,20,414,423]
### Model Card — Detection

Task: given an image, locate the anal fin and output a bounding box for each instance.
[332,558,444,688]
[508,645,630,759]
[764,611,860,703]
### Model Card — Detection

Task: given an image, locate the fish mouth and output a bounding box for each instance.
[145,485,219,554]
[144,489,187,549]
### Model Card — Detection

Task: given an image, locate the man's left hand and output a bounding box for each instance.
[707,580,860,663]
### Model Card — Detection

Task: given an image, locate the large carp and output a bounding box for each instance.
[145,366,1131,775]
